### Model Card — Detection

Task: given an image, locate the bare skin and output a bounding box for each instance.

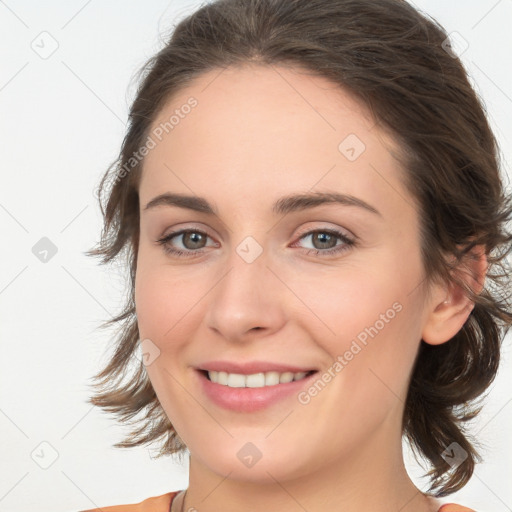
[134,63,486,512]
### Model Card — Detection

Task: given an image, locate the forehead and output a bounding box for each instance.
[140,64,410,216]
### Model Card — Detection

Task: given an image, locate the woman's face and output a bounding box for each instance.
[135,64,434,483]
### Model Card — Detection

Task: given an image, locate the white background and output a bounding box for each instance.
[0,1,511,511]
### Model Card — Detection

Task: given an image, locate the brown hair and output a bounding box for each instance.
[86,0,512,497]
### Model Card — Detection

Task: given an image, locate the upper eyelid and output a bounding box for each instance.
[294,224,354,240]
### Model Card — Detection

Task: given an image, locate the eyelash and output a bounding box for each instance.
[156,227,355,258]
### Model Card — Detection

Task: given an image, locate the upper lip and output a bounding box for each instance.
[197,360,318,375]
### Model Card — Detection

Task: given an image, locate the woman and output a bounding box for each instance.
[82,0,512,510]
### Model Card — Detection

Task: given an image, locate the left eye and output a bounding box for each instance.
[291,229,355,256]
[156,228,355,258]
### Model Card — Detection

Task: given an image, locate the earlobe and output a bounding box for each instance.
[422,244,487,346]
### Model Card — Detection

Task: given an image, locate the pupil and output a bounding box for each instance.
[185,232,204,249]
[314,232,334,249]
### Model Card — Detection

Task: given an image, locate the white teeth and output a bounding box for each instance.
[279,371,295,384]
[206,370,312,387]
[246,373,265,388]
[265,371,280,386]
[227,373,246,388]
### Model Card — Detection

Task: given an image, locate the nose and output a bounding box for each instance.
[203,242,287,343]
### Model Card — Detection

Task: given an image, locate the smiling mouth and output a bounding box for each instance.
[199,369,317,388]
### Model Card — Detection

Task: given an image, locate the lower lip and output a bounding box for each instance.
[196,370,317,412]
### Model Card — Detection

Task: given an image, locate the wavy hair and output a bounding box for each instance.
[86,0,512,497]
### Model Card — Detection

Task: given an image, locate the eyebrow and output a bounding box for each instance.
[143,191,382,217]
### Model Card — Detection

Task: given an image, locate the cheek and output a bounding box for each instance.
[289,256,423,405]
[288,262,402,348]
[133,258,205,431]
[134,246,204,343]
[134,268,173,341]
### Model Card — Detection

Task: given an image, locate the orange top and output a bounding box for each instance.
[80,491,476,511]
[80,491,178,512]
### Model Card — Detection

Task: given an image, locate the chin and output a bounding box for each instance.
[191,439,318,484]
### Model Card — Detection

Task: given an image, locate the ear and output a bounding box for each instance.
[422,244,487,345]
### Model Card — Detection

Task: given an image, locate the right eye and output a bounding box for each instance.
[156,229,217,257]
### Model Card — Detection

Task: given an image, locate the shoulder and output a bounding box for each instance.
[79,490,180,512]
[438,504,476,512]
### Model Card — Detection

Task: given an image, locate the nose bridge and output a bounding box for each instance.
[204,235,286,340]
